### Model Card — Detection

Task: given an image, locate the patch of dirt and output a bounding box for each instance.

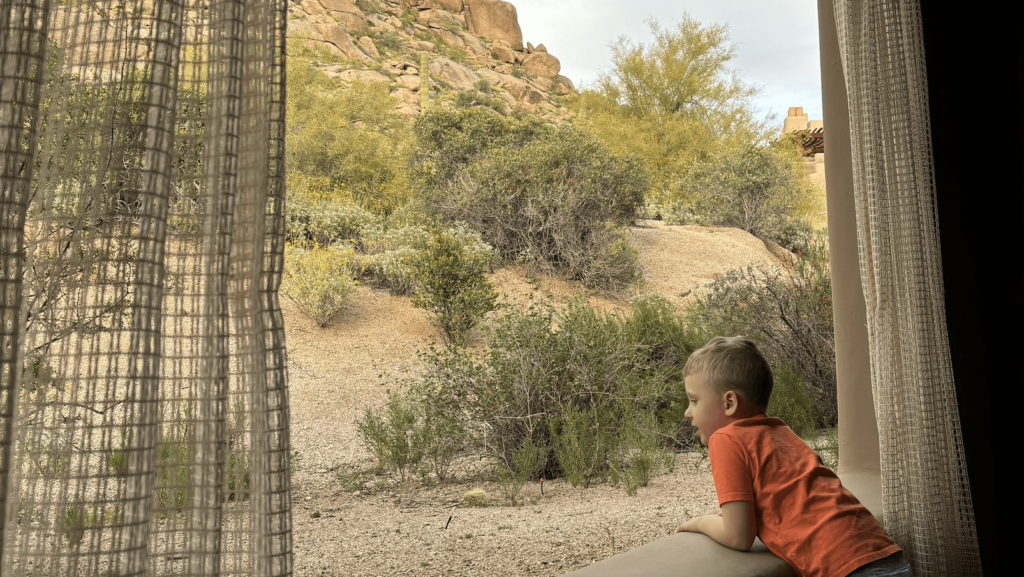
[286,224,789,576]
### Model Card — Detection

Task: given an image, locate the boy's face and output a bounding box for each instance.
[683,371,736,446]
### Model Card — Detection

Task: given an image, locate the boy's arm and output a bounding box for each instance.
[675,501,756,551]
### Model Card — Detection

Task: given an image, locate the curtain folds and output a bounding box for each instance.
[0,0,293,572]
[831,0,981,574]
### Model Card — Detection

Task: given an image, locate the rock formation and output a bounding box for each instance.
[463,0,523,50]
[285,0,576,122]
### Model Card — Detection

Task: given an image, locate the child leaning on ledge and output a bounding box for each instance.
[674,336,912,577]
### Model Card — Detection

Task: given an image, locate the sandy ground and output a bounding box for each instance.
[284,223,787,576]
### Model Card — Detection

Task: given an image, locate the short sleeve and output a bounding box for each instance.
[708,432,755,506]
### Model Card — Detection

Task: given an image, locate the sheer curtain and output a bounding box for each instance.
[0,0,293,572]
[832,0,981,574]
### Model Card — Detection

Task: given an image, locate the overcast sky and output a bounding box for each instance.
[510,0,823,131]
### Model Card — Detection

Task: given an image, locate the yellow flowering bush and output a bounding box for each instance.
[282,244,359,327]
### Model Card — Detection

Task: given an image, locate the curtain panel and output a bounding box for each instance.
[0,0,293,572]
[831,0,981,575]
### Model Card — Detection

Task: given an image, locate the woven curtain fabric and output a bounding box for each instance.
[831,1,981,575]
[0,0,293,572]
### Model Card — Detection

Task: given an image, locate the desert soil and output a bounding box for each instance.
[285,222,787,576]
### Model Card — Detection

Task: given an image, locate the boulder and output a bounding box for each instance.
[553,74,575,94]
[428,56,480,90]
[397,74,421,90]
[318,0,364,28]
[418,9,461,30]
[525,41,534,53]
[300,0,324,16]
[535,43,547,53]
[433,29,465,49]
[490,45,515,63]
[314,24,373,62]
[358,36,380,58]
[366,13,396,30]
[433,0,464,12]
[484,71,543,104]
[412,40,436,51]
[522,51,559,79]
[337,69,391,83]
[475,67,503,86]
[287,19,325,41]
[393,87,419,106]
[459,31,488,56]
[463,0,522,51]
[396,103,420,120]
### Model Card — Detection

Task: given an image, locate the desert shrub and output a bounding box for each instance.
[358,394,424,481]
[286,178,381,245]
[282,244,359,327]
[420,114,648,290]
[357,390,464,482]
[766,364,815,438]
[610,411,676,495]
[684,233,836,426]
[288,59,413,216]
[666,144,816,248]
[364,247,421,295]
[369,296,690,491]
[412,107,548,197]
[496,441,547,505]
[467,298,683,483]
[412,227,498,345]
[549,403,617,488]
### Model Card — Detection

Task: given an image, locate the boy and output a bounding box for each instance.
[674,336,912,577]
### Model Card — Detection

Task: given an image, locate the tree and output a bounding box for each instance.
[575,17,767,204]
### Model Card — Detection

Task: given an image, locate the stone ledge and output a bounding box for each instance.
[561,533,795,577]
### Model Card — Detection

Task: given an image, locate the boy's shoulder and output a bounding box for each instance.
[711,415,806,457]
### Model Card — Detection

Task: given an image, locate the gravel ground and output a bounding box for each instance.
[283,223,786,576]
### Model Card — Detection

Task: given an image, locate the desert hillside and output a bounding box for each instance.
[286,0,578,122]
[284,222,787,576]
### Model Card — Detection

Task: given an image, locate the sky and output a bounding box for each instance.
[510,0,824,131]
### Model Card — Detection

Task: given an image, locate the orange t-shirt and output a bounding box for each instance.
[708,415,900,577]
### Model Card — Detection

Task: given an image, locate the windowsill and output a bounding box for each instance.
[562,470,882,576]
[561,533,795,577]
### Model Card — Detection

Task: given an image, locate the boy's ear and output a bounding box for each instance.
[723,390,740,416]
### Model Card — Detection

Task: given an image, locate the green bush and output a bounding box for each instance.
[356,390,464,482]
[684,233,836,426]
[364,247,421,295]
[282,244,359,327]
[288,59,413,216]
[413,108,649,290]
[610,411,675,495]
[766,364,815,438]
[370,295,693,491]
[469,297,686,482]
[412,227,498,346]
[496,441,547,505]
[286,180,382,245]
[666,144,815,248]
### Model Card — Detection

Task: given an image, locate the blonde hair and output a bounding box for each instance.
[683,336,773,409]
